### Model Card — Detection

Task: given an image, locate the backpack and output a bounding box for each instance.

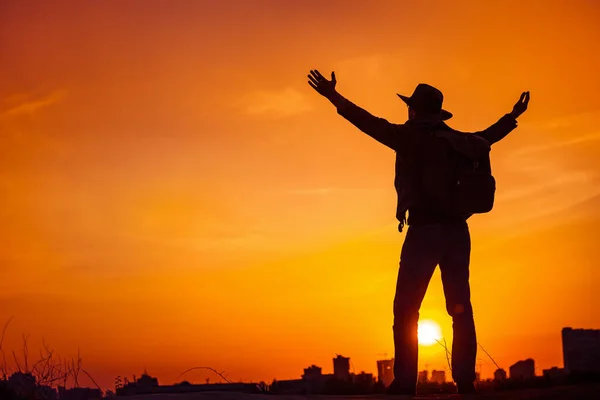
[450,146,496,215]
[417,128,496,216]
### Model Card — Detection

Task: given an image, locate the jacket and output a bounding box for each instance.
[336,98,518,231]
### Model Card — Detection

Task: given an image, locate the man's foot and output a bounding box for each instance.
[456,381,476,394]
[386,379,416,397]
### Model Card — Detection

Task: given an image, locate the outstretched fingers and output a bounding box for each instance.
[307,69,336,94]
[309,70,322,82]
[519,91,530,104]
[312,69,327,81]
[308,73,320,86]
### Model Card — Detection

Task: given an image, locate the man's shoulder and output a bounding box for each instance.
[434,122,463,134]
[391,122,418,140]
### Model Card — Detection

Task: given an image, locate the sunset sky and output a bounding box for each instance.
[1,0,599,391]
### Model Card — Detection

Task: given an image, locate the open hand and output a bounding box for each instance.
[511,91,530,119]
[308,70,337,99]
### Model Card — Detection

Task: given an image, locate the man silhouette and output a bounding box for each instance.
[307,69,529,396]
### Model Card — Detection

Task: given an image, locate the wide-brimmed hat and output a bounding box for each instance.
[397,83,453,121]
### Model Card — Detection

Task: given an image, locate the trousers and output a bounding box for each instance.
[392,220,476,388]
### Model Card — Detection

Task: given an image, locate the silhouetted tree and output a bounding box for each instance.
[0,318,101,397]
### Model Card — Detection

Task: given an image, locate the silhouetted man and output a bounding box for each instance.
[307,69,529,396]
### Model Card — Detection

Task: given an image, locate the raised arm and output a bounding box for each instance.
[308,69,400,150]
[474,91,530,145]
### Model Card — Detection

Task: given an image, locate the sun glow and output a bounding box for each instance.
[418,319,443,346]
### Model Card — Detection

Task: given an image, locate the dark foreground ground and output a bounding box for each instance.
[118,383,600,400]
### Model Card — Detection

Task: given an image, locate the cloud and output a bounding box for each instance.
[513,131,600,156]
[496,170,594,202]
[499,114,600,216]
[0,90,66,119]
[535,110,600,130]
[513,110,600,155]
[241,87,312,118]
[489,153,600,232]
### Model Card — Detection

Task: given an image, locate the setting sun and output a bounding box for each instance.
[418,320,443,346]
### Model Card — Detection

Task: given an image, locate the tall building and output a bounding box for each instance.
[509,359,535,380]
[431,370,445,384]
[376,359,394,388]
[418,370,428,384]
[333,355,350,381]
[494,368,507,381]
[562,327,600,373]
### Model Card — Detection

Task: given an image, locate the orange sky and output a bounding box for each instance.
[1,0,599,391]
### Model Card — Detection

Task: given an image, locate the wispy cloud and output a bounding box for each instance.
[513,131,600,156]
[0,90,67,119]
[513,109,600,155]
[496,170,594,202]
[489,153,600,232]
[241,87,312,118]
[535,110,600,130]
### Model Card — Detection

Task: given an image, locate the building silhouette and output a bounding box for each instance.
[562,327,600,373]
[118,381,260,396]
[270,378,305,395]
[303,365,324,380]
[353,371,374,388]
[333,355,350,381]
[431,370,445,384]
[509,359,535,380]
[118,371,159,395]
[6,372,58,400]
[494,368,507,381]
[376,359,394,388]
[302,364,333,394]
[58,387,103,400]
[273,354,380,395]
[418,370,428,384]
[543,366,567,380]
[136,371,159,387]
[117,371,260,396]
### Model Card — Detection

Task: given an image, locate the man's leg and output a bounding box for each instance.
[391,224,443,394]
[439,221,477,392]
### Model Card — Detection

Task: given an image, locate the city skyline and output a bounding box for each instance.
[114,324,598,394]
[116,326,599,393]
[1,0,600,392]
[2,325,598,395]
